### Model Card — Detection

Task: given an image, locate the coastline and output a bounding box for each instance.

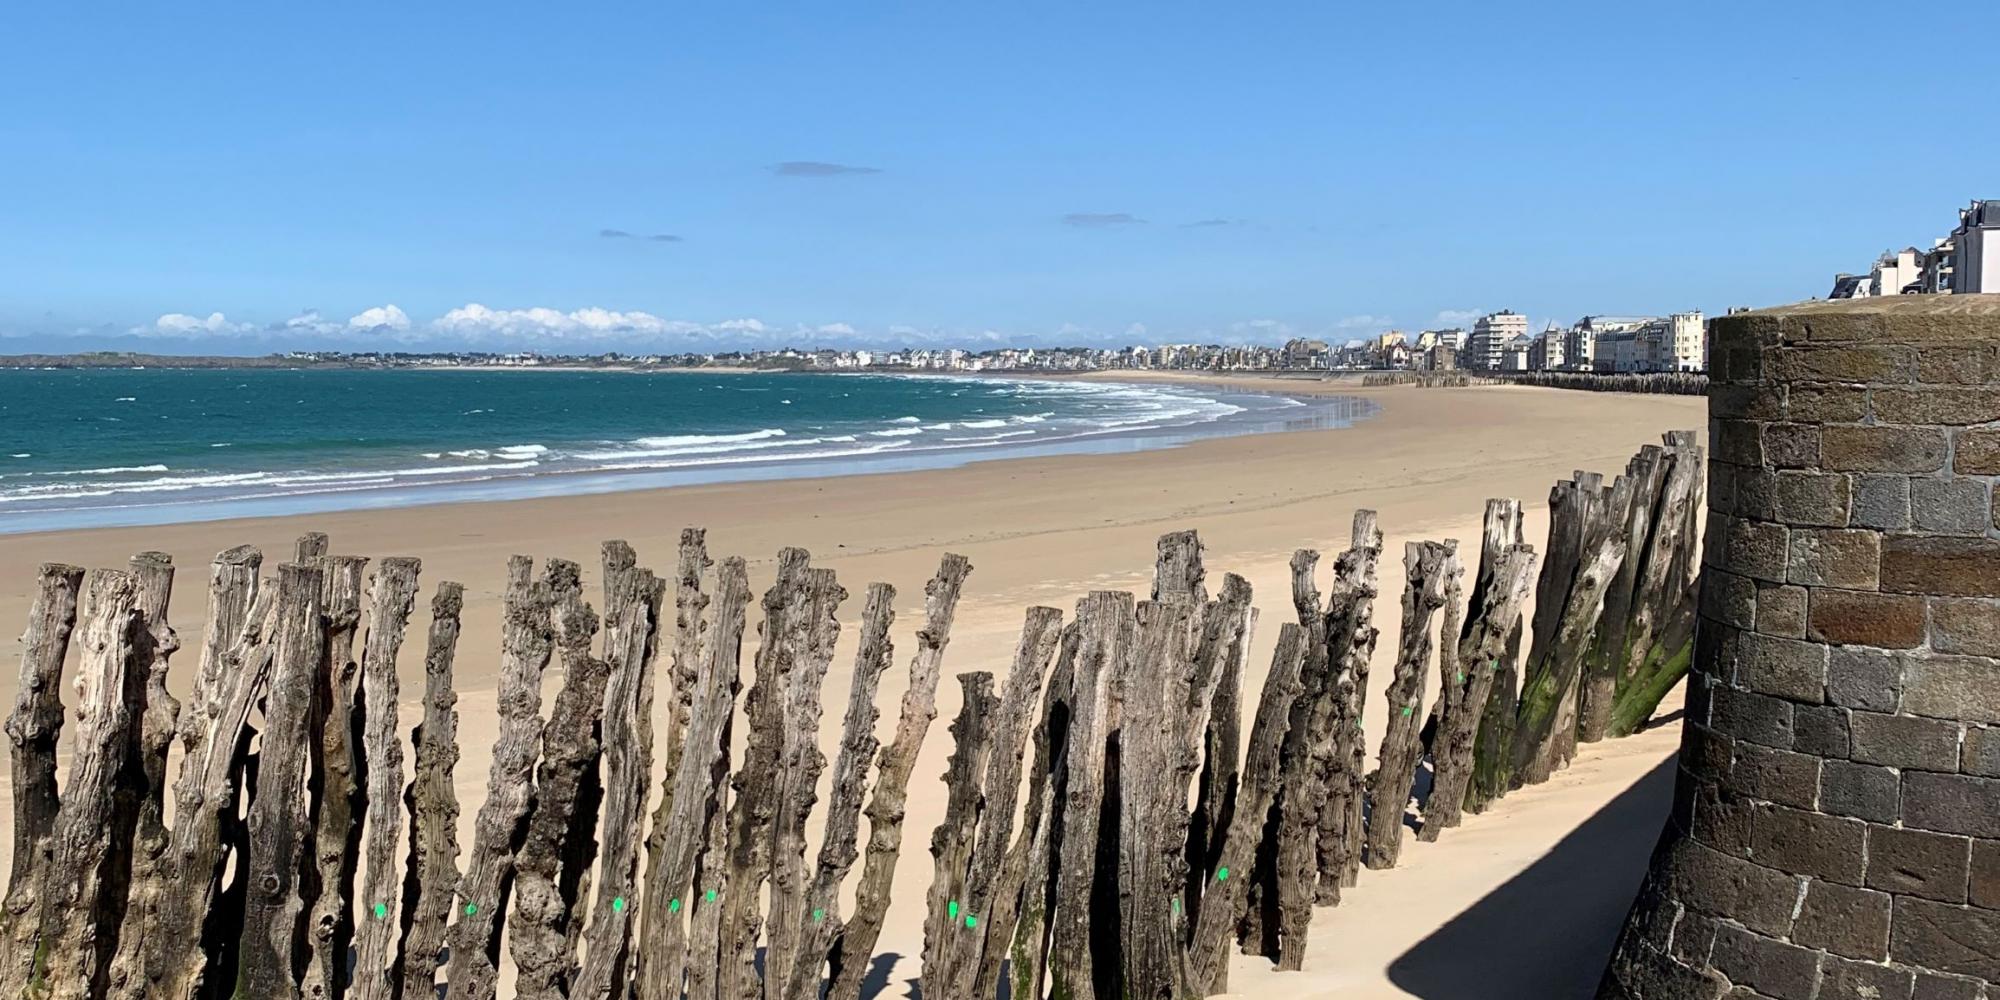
[0,378,1706,997]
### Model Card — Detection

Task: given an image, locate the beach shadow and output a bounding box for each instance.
[855,951,907,1000]
[1385,756,1675,1000]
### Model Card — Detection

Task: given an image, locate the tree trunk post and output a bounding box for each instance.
[636,529,711,1000]
[347,557,421,1000]
[0,563,84,996]
[917,671,1000,1000]
[396,580,466,1000]
[1363,540,1455,870]
[1044,590,1133,1000]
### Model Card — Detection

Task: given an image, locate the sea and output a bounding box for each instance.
[0,368,1376,533]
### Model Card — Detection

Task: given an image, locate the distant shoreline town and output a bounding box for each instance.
[0,307,1722,377]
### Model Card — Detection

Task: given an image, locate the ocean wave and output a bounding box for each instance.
[870,427,924,437]
[46,464,173,476]
[942,430,1035,442]
[629,429,786,449]
[890,416,921,424]
[958,418,1008,429]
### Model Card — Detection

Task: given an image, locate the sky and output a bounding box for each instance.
[3,1,1996,354]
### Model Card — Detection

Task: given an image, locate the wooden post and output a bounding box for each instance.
[347,557,421,1000]
[1003,625,1080,1000]
[917,671,1000,1000]
[765,566,845,997]
[1325,512,1386,899]
[716,548,811,1000]
[1510,473,1628,787]
[396,581,466,1000]
[304,554,368,1000]
[1578,447,1661,743]
[1117,599,1197,1000]
[0,563,84,997]
[1044,590,1133,1000]
[446,557,559,1000]
[1606,433,1703,736]
[1422,502,1536,841]
[238,562,328,1000]
[1361,540,1456,870]
[783,582,897,1000]
[106,552,181,998]
[1189,623,1307,996]
[1185,577,1254,932]
[942,606,1062,1000]
[632,556,750,1000]
[823,552,972,1000]
[1254,549,1324,958]
[158,554,276,1000]
[636,529,711,1000]
[1470,503,1531,813]
[578,561,667,1000]
[510,564,608,1000]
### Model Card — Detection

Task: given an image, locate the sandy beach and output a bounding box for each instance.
[0,376,1705,998]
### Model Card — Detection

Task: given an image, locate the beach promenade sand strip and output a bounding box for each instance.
[445,557,558,1000]
[635,557,748,1000]
[238,563,325,1000]
[1422,502,1537,841]
[783,581,897,1000]
[916,671,998,1000]
[635,529,711,1000]
[509,563,605,1000]
[1189,621,1306,996]
[1363,540,1454,871]
[0,563,83,997]
[938,605,1061,1000]
[349,555,421,1000]
[304,553,367,1000]
[825,552,971,1000]
[395,580,465,1000]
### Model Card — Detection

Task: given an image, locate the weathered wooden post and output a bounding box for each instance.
[107,552,180,999]
[918,671,1000,1000]
[636,529,712,1000]
[578,554,667,1000]
[305,553,367,1000]
[1118,599,1198,1000]
[1422,503,1536,841]
[766,566,845,996]
[825,552,972,1000]
[1578,446,1663,743]
[1190,623,1307,996]
[238,562,328,1000]
[0,563,83,997]
[783,582,898,1000]
[633,557,750,1000]
[446,557,559,1000]
[1363,540,1456,870]
[347,557,422,1000]
[1605,432,1704,737]
[1005,626,1081,1000]
[1045,590,1133,1000]
[510,563,606,1000]
[1318,511,1385,902]
[396,580,466,1000]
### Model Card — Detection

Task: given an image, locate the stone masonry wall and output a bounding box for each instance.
[1600,296,2000,1000]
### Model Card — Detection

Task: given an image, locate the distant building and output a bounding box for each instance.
[1590,311,1705,372]
[1529,325,1567,371]
[1467,311,1528,370]
[1282,337,1330,369]
[1426,344,1458,371]
[1950,199,1998,294]
[1499,334,1532,372]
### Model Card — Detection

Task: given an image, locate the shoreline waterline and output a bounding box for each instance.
[0,371,1376,534]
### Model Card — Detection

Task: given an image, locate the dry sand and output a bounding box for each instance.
[0,376,1704,999]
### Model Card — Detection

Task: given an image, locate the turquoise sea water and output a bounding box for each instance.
[0,369,1373,532]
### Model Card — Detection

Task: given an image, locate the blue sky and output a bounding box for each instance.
[2,2,1994,353]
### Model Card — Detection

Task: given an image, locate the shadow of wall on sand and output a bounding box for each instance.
[1386,756,1676,1000]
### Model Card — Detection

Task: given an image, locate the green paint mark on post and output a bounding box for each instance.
[669,897,681,914]
[372,903,387,920]
[1401,705,1414,718]
[948,900,960,921]
[1215,867,1230,882]
[464,902,478,916]
[965,915,978,929]
[705,889,717,903]
[813,908,824,922]
[612,897,626,913]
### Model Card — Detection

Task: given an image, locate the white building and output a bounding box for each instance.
[1467,311,1528,370]
[1950,200,1998,294]
[1529,326,1567,371]
[1590,311,1705,372]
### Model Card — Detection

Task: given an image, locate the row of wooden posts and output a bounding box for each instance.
[0,430,1702,1000]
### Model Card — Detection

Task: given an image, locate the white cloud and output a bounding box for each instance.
[432,303,708,341]
[712,318,768,334]
[348,304,411,331]
[814,322,856,336]
[1434,308,1483,327]
[1333,314,1393,330]
[143,311,251,336]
